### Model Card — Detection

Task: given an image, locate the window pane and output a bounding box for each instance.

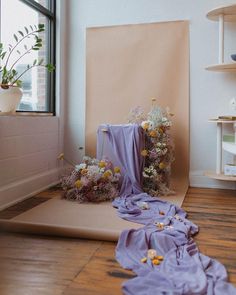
[1,0,49,112]
[34,0,50,9]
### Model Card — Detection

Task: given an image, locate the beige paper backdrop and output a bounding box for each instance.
[86,21,189,183]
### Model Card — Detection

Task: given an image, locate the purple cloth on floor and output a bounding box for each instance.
[97,124,236,295]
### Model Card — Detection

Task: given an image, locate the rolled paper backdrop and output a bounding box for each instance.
[86,20,189,187]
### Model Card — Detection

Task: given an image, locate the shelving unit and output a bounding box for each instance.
[206,4,236,71]
[205,5,236,182]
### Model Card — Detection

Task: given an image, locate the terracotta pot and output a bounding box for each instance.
[0,85,23,113]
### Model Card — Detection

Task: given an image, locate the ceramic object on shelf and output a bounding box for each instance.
[0,85,23,113]
[231,54,236,61]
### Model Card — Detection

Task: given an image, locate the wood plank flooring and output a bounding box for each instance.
[0,186,235,294]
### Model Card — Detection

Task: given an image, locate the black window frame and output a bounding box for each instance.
[11,0,56,114]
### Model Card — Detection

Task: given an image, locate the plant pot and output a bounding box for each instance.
[0,85,23,113]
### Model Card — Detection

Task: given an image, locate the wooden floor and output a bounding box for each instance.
[0,186,236,294]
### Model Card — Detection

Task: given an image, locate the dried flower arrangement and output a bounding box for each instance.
[128,99,175,196]
[61,156,121,203]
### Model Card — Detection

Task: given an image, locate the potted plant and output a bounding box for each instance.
[0,23,55,113]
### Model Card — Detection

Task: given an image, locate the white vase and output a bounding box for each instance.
[0,85,23,113]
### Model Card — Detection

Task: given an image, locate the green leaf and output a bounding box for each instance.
[25,26,29,34]
[32,47,40,50]
[35,43,42,48]
[0,43,3,49]
[24,45,28,50]
[16,80,22,87]
[3,66,7,76]
[17,50,21,55]
[27,65,30,69]
[1,52,6,60]
[46,63,55,72]
[33,59,37,66]
[30,25,34,31]
[13,34,18,42]
[18,30,24,37]
[38,58,44,65]
[38,23,44,29]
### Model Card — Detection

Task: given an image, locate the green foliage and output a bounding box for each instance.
[0,23,55,88]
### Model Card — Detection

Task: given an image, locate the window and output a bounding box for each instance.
[0,0,56,113]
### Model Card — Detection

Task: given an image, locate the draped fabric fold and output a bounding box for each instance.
[97,124,236,294]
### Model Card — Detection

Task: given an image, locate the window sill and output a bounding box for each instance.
[0,112,54,117]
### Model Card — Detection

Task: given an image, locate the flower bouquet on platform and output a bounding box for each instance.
[61,156,121,203]
[128,99,175,196]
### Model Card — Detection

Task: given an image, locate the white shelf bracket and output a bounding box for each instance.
[234,122,236,144]
[216,122,223,174]
[219,14,224,64]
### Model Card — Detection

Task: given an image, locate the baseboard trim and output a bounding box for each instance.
[190,171,236,190]
[0,168,62,210]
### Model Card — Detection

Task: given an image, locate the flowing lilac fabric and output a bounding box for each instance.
[97,124,236,295]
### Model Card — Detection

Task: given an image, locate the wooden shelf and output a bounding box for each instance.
[205,171,236,181]
[223,141,236,155]
[209,119,236,124]
[205,63,236,72]
[207,4,236,22]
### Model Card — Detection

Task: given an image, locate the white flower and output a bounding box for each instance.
[136,201,149,210]
[87,165,101,178]
[83,156,91,161]
[147,249,157,260]
[141,120,155,130]
[163,148,168,155]
[75,163,87,171]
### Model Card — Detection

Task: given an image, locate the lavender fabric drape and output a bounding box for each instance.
[97,124,236,295]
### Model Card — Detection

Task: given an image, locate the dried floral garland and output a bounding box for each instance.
[128,101,175,196]
[61,156,121,203]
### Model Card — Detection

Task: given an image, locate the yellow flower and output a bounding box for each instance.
[141,149,148,157]
[157,256,164,261]
[57,153,64,160]
[156,222,164,229]
[98,161,106,168]
[159,162,165,169]
[103,170,112,179]
[152,259,160,265]
[158,127,164,134]
[142,123,149,130]
[140,257,147,263]
[81,169,88,175]
[149,130,157,138]
[75,179,82,188]
[114,166,121,173]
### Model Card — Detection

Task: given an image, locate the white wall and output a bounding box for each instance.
[0,116,60,209]
[65,0,236,190]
